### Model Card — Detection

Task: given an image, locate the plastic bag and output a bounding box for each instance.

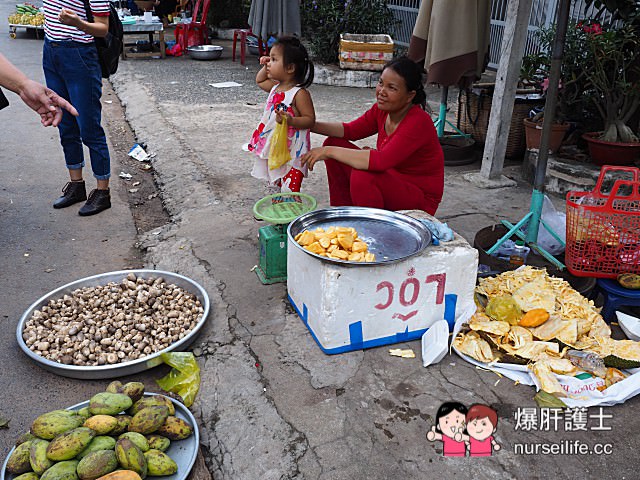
[537,195,566,256]
[268,116,291,170]
[485,295,522,325]
[156,352,200,407]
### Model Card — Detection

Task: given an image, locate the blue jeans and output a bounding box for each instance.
[43,38,111,180]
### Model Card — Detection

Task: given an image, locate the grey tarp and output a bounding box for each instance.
[248,0,301,40]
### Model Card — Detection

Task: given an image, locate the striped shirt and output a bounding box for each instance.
[44,0,110,43]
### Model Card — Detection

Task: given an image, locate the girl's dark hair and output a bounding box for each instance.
[434,402,468,434]
[275,35,314,88]
[383,56,427,110]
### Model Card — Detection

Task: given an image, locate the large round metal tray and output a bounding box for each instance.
[1,392,199,480]
[288,207,432,265]
[16,270,210,379]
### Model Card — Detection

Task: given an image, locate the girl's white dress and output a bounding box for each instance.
[249,85,311,184]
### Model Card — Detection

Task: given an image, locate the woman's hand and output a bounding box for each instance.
[59,8,81,28]
[300,147,329,171]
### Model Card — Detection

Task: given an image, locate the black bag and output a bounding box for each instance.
[82,0,124,78]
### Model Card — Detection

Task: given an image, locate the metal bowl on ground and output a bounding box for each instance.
[16,269,210,379]
[187,45,223,60]
[1,392,199,480]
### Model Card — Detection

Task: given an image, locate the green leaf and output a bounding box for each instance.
[534,391,568,408]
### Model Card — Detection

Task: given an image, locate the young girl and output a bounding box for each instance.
[248,36,315,195]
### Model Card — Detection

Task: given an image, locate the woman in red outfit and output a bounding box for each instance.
[300,57,444,215]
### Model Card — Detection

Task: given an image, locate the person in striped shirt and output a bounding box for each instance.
[43,0,112,216]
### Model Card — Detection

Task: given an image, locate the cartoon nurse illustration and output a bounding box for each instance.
[426,402,468,457]
[455,403,501,457]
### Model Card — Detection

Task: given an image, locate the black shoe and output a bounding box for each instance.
[78,189,111,216]
[53,181,87,209]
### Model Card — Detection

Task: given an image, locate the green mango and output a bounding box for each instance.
[6,440,33,474]
[30,438,54,474]
[111,415,132,436]
[128,406,169,435]
[76,435,117,459]
[106,380,124,394]
[145,435,170,452]
[31,410,84,440]
[77,450,118,480]
[14,473,41,480]
[76,407,92,420]
[16,432,38,446]
[40,460,79,480]
[128,396,174,416]
[83,414,119,435]
[114,438,147,478]
[119,432,150,452]
[89,393,133,416]
[156,416,193,440]
[46,427,95,461]
[121,383,145,404]
[144,449,178,476]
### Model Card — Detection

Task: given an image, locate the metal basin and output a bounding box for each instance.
[288,207,432,266]
[1,392,200,480]
[16,269,210,379]
[187,45,223,60]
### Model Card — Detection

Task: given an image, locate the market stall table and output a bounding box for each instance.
[121,19,166,59]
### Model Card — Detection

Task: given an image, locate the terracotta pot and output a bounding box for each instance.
[523,118,570,153]
[582,132,640,166]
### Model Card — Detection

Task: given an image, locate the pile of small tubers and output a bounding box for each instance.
[22,273,204,366]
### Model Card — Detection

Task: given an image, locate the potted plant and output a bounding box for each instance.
[575,19,640,165]
[519,25,588,154]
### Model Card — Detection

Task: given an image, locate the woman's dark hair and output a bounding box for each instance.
[275,35,314,89]
[383,56,427,110]
[434,402,468,434]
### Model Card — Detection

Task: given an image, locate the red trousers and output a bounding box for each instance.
[323,137,438,214]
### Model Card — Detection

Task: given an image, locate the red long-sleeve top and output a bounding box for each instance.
[342,103,444,206]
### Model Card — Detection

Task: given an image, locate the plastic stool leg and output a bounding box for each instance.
[240,31,246,65]
[232,31,238,62]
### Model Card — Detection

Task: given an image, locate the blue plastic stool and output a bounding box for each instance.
[594,278,640,322]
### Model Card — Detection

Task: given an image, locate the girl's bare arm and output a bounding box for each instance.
[287,88,315,129]
[256,56,276,92]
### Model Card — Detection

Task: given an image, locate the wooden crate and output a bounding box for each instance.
[339,33,394,71]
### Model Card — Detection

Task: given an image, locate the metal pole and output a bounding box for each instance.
[436,85,448,137]
[525,0,571,245]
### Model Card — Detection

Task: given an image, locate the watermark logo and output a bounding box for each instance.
[426,402,501,457]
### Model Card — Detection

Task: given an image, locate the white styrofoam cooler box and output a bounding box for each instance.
[287,211,478,354]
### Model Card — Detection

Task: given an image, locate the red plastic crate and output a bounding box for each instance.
[565,165,640,278]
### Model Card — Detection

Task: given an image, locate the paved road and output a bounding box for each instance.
[0,0,142,459]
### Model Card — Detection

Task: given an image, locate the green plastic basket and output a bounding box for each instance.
[253,193,317,224]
